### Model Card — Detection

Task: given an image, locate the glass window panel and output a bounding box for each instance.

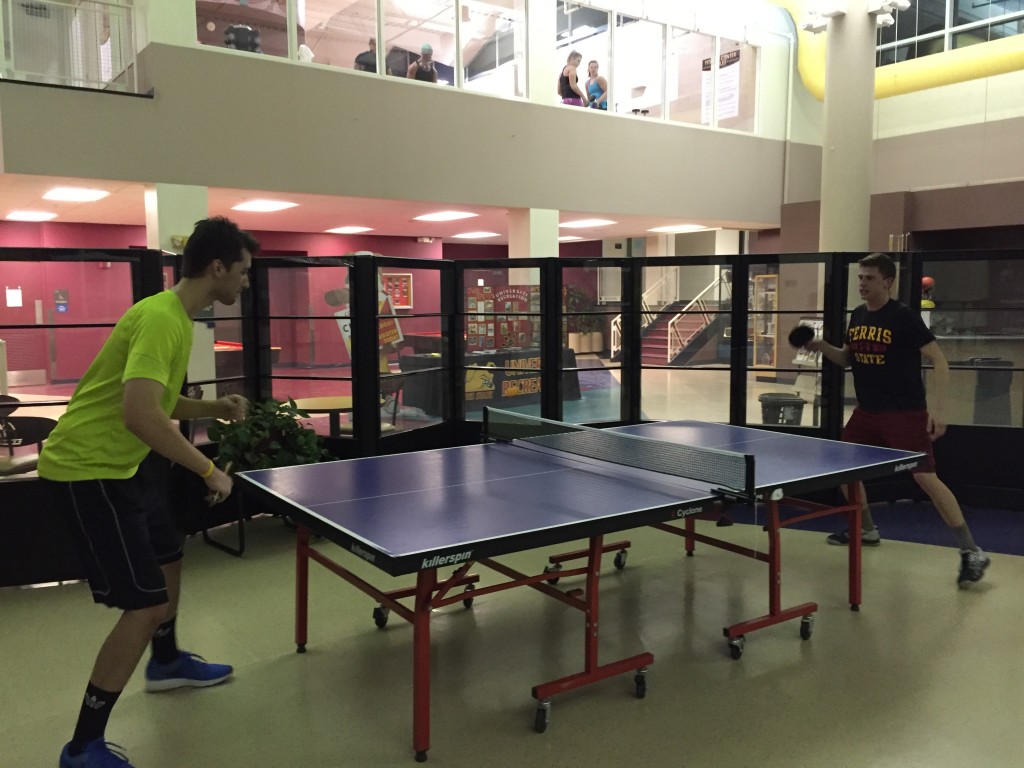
[746,371,818,427]
[297,0,379,72]
[195,0,290,59]
[667,29,714,126]
[554,2,610,107]
[384,0,456,85]
[564,364,621,424]
[613,14,664,117]
[462,0,526,98]
[923,368,1023,427]
[716,39,757,133]
[641,368,730,423]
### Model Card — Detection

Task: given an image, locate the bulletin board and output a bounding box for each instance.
[382,273,413,309]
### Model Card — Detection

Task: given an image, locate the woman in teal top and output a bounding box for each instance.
[586,60,608,110]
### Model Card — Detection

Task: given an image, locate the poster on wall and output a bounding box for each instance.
[464,285,539,352]
[701,49,741,124]
[382,273,413,309]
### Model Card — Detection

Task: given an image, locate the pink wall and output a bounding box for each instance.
[0,221,146,248]
[0,260,136,380]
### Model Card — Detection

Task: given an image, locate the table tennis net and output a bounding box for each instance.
[483,408,754,498]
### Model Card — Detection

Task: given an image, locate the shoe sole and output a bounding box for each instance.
[145,674,232,692]
[957,558,991,588]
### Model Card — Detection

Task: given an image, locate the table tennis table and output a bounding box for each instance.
[236,409,923,762]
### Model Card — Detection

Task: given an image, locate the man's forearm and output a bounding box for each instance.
[928,357,949,414]
[817,342,850,368]
[171,395,224,421]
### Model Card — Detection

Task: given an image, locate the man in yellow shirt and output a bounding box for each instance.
[40,216,257,768]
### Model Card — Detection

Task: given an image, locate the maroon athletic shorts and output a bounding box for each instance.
[841,407,935,473]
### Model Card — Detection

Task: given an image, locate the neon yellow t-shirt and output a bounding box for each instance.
[38,291,193,481]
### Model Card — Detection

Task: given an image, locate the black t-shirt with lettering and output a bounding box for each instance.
[846,299,935,412]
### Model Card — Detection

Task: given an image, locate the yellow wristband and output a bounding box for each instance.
[199,460,215,479]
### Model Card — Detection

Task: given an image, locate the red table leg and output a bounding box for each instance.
[295,526,310,653]
[412,568,437,762]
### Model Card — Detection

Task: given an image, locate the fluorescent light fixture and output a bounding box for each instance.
[6,210,58,221]
[413,210,478,222]
[231,199,298,212]
[43,186,110,203]
[559,218,616,229]
[648,224,708,233]
[326,226,374,234]
[451,231,500,239]
[558,235,583,242]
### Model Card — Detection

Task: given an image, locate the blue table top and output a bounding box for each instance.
[238,421,922,575]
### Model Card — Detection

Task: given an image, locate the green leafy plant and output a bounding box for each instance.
[564,285,601,334]
[207,398,330,472]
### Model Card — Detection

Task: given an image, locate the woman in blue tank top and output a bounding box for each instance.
[586,60,608,110]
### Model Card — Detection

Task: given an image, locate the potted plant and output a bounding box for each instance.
[207,397,330,472]
[182,398,330,553]
[564,285,602,354]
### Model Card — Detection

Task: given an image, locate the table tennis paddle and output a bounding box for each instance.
[788,325,815,349]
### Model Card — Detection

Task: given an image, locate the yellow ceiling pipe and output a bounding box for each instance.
[770,0,1024,100]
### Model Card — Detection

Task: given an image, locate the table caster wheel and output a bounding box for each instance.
[534,701,551,733]
[296,643,306,654]
[613,550,628,570]
[463,583,475,608]
[544,563,562,584]
[634,667,648,699]
[372,604,390,629]
[800,614,814,640]
[728,636,745,660]
[415,750,428,762]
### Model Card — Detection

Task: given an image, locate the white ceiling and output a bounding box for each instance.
[0,173,756,245]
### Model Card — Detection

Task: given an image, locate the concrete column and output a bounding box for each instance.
[144,183,208,253]
[508,207,559,259]
[133,0,197,49]
[144,184,213,393]
[818,2,877,252]
[526,0,556,104]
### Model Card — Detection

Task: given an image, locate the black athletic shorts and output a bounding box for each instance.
[44,453,185,610]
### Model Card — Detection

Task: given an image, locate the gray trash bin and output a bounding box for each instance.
[758,393,806,425]
[951,357,1013,426]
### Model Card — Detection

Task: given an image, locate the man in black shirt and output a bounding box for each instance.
[806,252,990,587]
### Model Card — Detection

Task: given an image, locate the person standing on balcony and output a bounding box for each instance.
[408,43,438,83]
[804,252,990,587]
[585,59,608,109]
[40,217,258,768]
[557,50,588,106]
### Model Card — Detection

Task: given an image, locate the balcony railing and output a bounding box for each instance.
[1,0,138,93]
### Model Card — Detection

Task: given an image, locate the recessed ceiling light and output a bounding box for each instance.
[451,231,500,239]
[647,224,708,233]
[559,218,616,229]
[558,235,583,242]
[231,199,298,212]
[326,226,374,234]
[413,210,478,222]
[6,210,58,222]
[43,187,110,203]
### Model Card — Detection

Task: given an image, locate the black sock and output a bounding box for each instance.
[151,616,180,665]
[69,683,121,753]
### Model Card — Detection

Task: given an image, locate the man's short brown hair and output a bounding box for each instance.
[858,252,896,281]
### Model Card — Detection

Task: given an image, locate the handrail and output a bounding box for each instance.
[611,270,731,361]
[664,274,731,361]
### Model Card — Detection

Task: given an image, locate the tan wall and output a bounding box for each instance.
[0,43,786,228]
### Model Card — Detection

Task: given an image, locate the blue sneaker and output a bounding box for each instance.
[144,651,233,692]
[59,739,134,767]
